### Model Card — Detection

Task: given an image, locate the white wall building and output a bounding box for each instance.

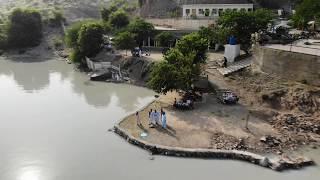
[182,3,253,18]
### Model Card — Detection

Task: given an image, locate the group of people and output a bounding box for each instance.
[136,108,167,129]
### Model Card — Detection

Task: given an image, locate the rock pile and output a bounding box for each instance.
[272,114,320,134]
[260,135,281,147]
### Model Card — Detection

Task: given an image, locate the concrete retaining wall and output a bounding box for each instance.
[253,46,320,86]
[145,18,216,30]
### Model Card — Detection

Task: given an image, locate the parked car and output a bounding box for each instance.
[216,89,239,105]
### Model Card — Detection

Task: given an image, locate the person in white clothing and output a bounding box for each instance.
[153,110,160,125]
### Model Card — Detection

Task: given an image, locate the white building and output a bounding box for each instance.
[182,0,253,18]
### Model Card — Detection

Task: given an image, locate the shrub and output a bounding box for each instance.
[7,8,43,48]
[70,48,84,63]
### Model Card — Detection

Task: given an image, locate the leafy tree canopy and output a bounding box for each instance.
[101,7,112,22]
[292,0,320,28]
[155,31,176,47]
[77,22,104,57]
[218,9,273,52]
[65,20,94,48]
[113,31,136,55]
[128,18,154,46]
[7,8,43,48]
[176,32,208,63]
[109,10,129,29]
[148,48,200,94]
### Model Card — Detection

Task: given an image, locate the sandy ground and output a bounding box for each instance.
[119,50,164,62]
[119,92,280,152]
[119,51,320,155]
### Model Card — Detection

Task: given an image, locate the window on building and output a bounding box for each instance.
[240,8,246,12]
[192,9,196,16]
[185,9,190,16]
[233,8,238,12]
[212,9,217,15]
[248,8,252,12]
[198,9,204,15]
[204,9,210,16]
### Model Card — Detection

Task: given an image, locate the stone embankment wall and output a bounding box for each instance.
[145,18,216,30]
[253,46,320,86]
[113,124,314,171]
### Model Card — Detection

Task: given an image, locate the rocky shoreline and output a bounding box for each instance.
[113,123,314,171]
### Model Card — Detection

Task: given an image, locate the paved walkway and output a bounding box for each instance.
[265,42,320,57]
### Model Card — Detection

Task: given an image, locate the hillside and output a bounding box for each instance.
[0,0,111,22]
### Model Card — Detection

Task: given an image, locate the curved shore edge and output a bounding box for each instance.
[114,125,315,171]
[113,99,315,171]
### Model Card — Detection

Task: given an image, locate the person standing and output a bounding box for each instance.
[148,109,153,125]
[136,111,141,126]
[154,110,160,125]
[162,111,167,129]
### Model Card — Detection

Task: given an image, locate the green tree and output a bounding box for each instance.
[101,7,112,22]
[114,31,136,55]
[128,18,154,46]
[7,8,42,48]
[176,32,208,63]
[109,10,129,29]
[148,48,200,94]
[65,21,88,48]
[77,22,104,57]
[218,9,273,53]
[198,26,231,47]
[155,31,176,47]
[292,0,320,29]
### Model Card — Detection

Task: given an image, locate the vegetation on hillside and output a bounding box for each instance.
[292,0,320,29]
[7,8,43,48]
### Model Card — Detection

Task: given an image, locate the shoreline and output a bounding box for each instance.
[114,119,314,171]
[113,99,315,171]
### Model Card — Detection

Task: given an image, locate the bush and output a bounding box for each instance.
[70,48,84,63]
[101,7,112,22]
[102,21,112,34]
[65,20,94,48]
[7,8,43,48]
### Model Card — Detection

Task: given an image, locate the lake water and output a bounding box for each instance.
[0,57,319,180]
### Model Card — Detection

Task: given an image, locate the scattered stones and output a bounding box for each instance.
[260,135,281,147]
